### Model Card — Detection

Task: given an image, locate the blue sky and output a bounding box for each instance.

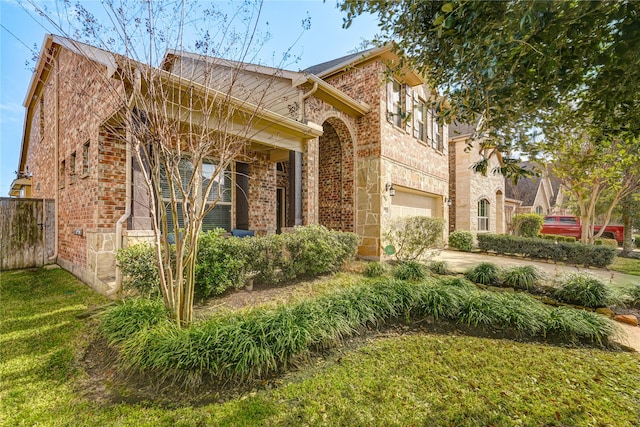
[0,0,379,196]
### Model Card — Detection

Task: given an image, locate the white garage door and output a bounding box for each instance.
[390,189,439,219]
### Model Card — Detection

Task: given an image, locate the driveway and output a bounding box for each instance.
[433,250,638,288]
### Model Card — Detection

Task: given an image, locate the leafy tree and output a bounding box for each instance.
[542,114,640,244]
[341,0,640,166]
[26,0,308,325]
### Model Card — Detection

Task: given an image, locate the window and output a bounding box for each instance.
[82,141,90,176]
[413,98,427,142]
[559,217,577,225]
[60,160,65,188]
[160,158,232,232]
[478,199,489,231]
[429,109,441,151]
[535,206,543,215]
[544,216,556,224]
[387,80,404,128]
[70,152,76,177]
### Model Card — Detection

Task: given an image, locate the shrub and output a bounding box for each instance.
[384,216,445,261]
[476,234,616,268]
[512,214,544,238]
[553,274,611,308]
[500,265,542,290]
[427,261,449,275]
[594,238,618,247]
[448,230,474,252]
[115,243,160,297]
[196,230,253,299]
[439,276,475,290]
[393,261,427,281]
[363,262,388,278]
[618,283,640,308]
[465,262,501,285]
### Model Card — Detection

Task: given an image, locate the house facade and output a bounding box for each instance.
[11,35,449,295]
[448,124,506,236]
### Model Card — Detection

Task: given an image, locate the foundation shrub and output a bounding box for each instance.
[448,230,474,252]
[384,216,445,261]
[115,243,160,298]
[553,274,612,308]
[465,262,501,285]
[619,283,640,307]
[476,234,616,268]
[512,213,544,238]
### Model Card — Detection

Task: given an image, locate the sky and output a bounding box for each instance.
[0,0,380,196]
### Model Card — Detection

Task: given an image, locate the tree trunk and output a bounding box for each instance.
[622,196,634,253]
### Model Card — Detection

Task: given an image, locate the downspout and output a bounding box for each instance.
[110,68,140,296]
[298,80,318,122]
[49,49,59,262]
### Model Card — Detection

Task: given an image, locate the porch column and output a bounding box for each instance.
[288,150,303,227]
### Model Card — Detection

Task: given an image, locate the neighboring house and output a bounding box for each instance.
[448,123,506,236]
[504,162,567,231]
[12,35,449,294]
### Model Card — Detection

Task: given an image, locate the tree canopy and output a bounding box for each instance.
[341,0,640,158]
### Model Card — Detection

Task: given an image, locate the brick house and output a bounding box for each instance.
[448,124,506,237]
[12,35,449,294]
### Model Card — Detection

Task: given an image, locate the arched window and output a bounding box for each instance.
[535,206,544,215]
[478,199,489,231]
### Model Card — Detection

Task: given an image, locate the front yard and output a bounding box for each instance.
[2,267,639,426]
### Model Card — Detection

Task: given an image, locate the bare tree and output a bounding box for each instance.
[27,0,309,325]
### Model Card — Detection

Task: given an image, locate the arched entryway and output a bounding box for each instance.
[318,118,354,232]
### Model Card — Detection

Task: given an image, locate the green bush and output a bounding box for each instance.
[363,262,388,278]
[393,261,427,281]
[465,262,501,285]
[101,277,618,384]
[115,243,160,297]
[619,283,640,307]
[476,234,616,268]
[500,265,542,290]
[448,230,474,252]
[594,238,618,247]
[553,274,612,308]
[427,261,449,275]
[439,276,475,290]
[512,214,544,238]
[384,216,445,261]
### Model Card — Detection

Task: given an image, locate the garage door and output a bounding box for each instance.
[389,189,439,219]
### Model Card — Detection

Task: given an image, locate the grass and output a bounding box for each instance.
[465,262,501,285]
[610,256,640,276]
[2,268,640,426]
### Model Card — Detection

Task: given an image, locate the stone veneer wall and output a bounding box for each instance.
[450,136,505,235]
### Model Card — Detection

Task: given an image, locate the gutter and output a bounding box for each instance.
[111,68,140,296]
[298,82,318,122]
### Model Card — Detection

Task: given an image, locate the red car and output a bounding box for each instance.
[541,215,624,245]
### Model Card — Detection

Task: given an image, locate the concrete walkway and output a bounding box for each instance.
[431,250,640,353]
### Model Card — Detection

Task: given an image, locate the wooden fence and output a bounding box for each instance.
[0,198,55,270]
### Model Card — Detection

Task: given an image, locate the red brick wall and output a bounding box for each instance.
[248,152,276,234]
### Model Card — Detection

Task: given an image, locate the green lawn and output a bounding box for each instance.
[610,256,640,276]
[2,268,639,426]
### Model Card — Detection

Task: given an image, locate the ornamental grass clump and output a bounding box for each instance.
[553,273,611,308]
[363,261,388,278]
[427,260,449,275]
[392,261,427,281]
[100,276,619,385]
[465,262,501,285]
[500,265,542,290]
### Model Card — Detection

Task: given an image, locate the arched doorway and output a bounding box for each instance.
[318,118,354,232]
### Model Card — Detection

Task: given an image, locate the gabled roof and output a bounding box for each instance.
[304,43,424,87]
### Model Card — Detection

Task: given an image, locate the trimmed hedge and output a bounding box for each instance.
[101,277,618,385]
[476,234,616,268]
[512,213,544,238]
[118,225,360,300]
[448,230,474,252]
